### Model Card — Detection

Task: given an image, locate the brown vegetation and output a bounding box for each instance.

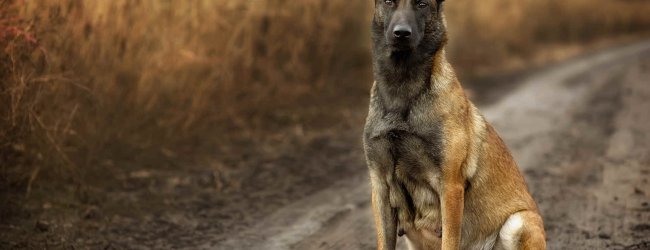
[447,0,650,75]
[1,0,649,188]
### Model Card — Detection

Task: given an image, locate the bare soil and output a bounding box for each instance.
[2,40,650,250]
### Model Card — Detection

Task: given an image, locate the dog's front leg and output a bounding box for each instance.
[441,180,464,250]
[369,168,397,250]
[440,128,468,250]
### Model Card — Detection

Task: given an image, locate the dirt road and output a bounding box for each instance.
[2,41,650,249]
[216,41,650,250]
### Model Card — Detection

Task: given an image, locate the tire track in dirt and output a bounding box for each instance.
[526,48,650,250]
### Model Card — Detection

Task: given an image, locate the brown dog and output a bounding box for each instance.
[363,0,546,249]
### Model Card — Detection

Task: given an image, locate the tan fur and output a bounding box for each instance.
[364,48,546,249]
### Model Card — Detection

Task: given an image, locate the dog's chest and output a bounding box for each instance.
[365,109,446,231]
[365,109,444,180]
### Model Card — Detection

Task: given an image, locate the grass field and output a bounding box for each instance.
[2,0,650,189]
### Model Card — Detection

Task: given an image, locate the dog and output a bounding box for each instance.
[363,0,546,249]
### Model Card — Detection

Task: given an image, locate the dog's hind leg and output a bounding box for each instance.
[493,211,546,250]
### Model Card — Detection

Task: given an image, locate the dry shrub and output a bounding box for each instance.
[1,1,55,187]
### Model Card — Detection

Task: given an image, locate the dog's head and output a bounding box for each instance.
[372,0,446,56]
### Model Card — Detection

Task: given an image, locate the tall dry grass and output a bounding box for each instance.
[1,0,650,187]
[1,0,369,187]
[446,0,650,75]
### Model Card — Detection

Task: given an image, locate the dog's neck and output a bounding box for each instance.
[373,45,454,118]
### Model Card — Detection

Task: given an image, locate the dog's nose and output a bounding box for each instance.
[393,25,412,39]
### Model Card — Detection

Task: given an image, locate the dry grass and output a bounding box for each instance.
[446,0,650,75]
[0,0,369,187]
[1,0,650,187]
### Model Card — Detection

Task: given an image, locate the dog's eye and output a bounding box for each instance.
[384,0,395,7]
[417,2,428,8]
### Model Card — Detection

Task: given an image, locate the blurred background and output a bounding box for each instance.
[1,0,649,249]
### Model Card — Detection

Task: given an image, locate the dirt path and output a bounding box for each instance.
[2,40,650,250]
[217,40,650,250]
